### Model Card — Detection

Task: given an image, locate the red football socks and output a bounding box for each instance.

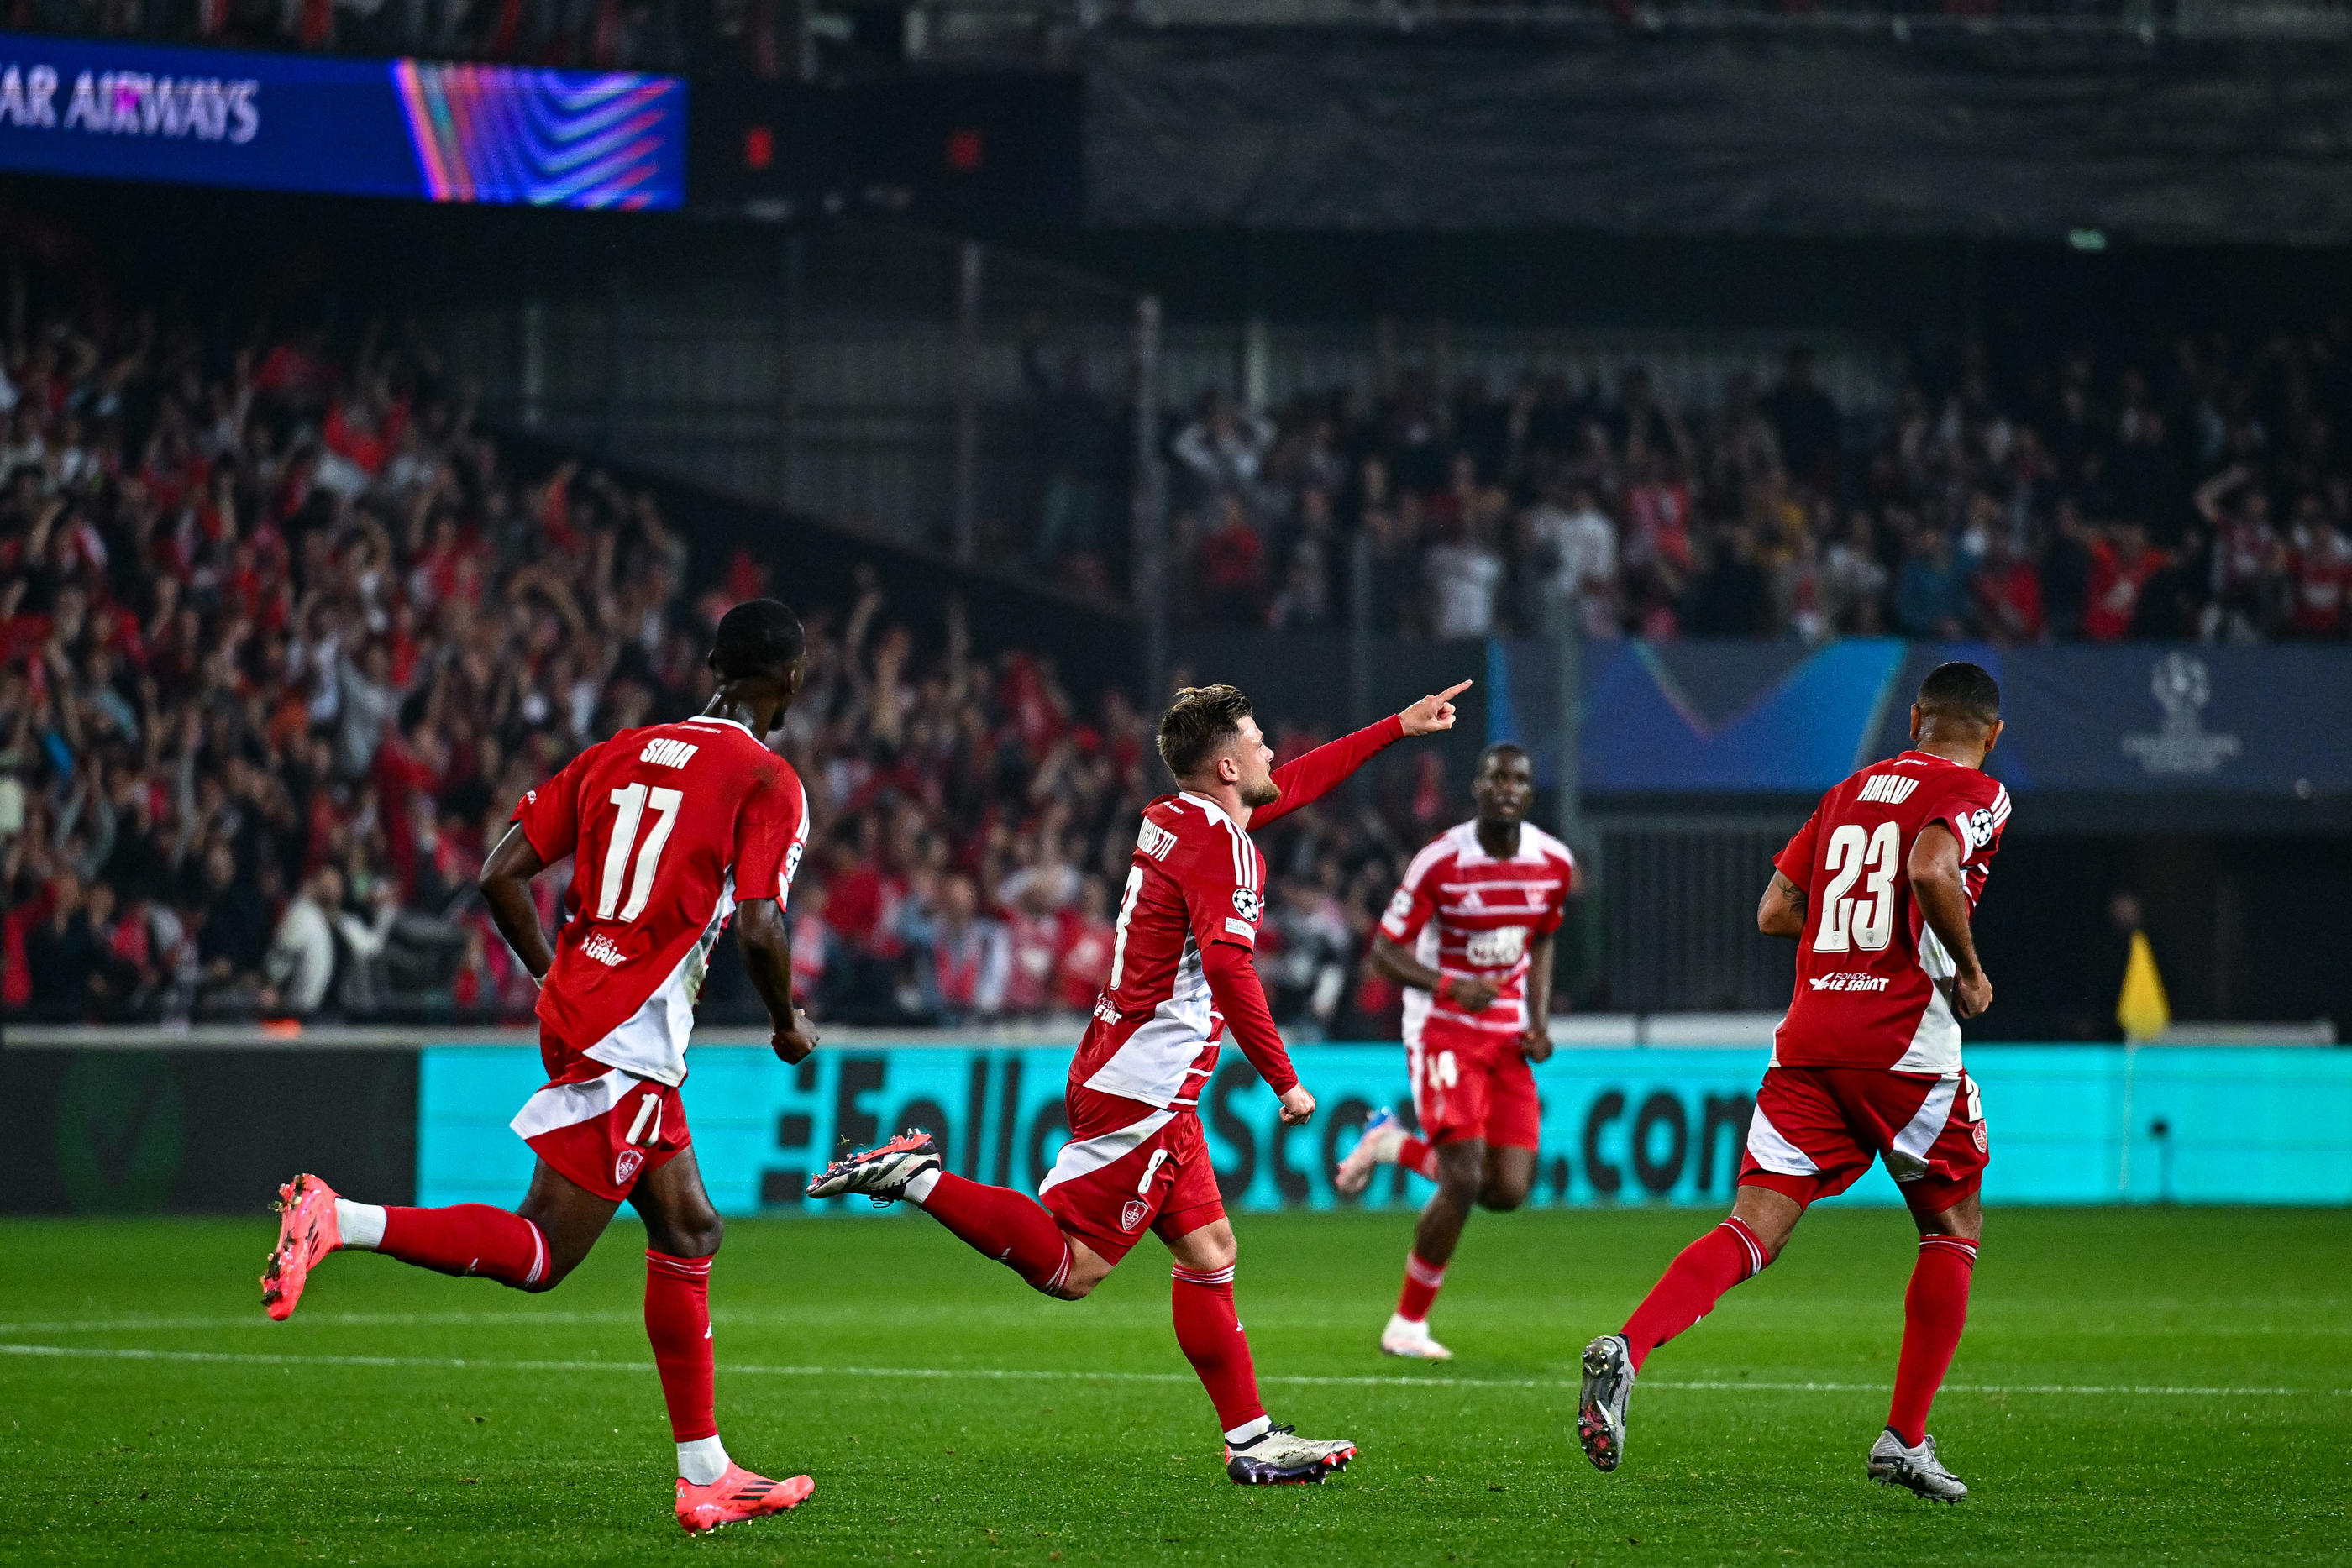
[1394,1134,1441,1182]
[1395,1251,1448,1324]
[1887,1235,1978,1446]
[645,1251,718,1444]
[1171,1265,1266,1434]
[915,1172,1074,1294]
[1621,1216,1769,1371]
[377,1204,548,1290]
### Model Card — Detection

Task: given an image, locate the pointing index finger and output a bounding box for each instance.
[1435,679,1473,702]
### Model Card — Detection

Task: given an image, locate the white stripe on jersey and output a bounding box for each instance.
[1036,1107,1179,1195]
[510,1068,637,1140]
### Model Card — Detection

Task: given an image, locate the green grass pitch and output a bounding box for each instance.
[1,1206,2346,1565]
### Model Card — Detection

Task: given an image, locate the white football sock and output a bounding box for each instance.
[336,1199,386,1251]
[902,1168,940,1204]
[1224,1415,1273,1445]
[678,1434,731,1486]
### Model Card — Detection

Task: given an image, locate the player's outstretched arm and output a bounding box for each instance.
[1756,870,1807,940]
[479,824,554,981]
[1907,824,1992,1019]
[735,898,820,1063]
[1252,680,1472,830]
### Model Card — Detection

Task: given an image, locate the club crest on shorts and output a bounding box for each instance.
[614,1147,646,1187]
[1121,1198,1148,1231]
[1973,1123,1989,1154]
[1231,886,1261,922]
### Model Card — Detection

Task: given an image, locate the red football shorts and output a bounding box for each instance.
[1408,1017,1541,1151]
[1037,1085,1226,1266]
[509,1047,691,1203]
[1739,1065,1987,1213]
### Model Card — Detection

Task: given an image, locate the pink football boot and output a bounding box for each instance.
[260,1172,342,1321]
[675,1465,815,1534]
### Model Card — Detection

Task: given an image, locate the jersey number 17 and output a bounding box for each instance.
[597,784,684,922]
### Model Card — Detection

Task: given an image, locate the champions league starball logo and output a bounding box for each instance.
[1231,887,1261,923]
[2121,652,2242,777]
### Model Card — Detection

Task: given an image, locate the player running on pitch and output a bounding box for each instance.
[1331,742,1574,1361]
[1577,661,2011,1502]
[807,679,1469,1485]
[260,599,823,1535]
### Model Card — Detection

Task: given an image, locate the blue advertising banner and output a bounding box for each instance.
[417,1044,2352,1214]
[0,32,684,208]
[1493,638,2352,798]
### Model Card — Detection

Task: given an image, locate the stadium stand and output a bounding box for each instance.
[1165,339,2352,646]
[0,245,1428,1032]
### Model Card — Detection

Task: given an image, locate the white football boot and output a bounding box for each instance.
[1577,1332,1635,1471]
[1224,1425,1357,1485]
[1868,1428,1969,1502]
[1378,1312,1453,1361]
[1332,1107,1405,1197]
[804,1130,942,1203]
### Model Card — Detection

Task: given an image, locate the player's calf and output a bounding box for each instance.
[262,1172,562,1319]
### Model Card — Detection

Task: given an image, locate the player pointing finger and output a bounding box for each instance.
[1400,679,1473,736]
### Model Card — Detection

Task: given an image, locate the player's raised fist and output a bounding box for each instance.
[1399,680,1472,737]
[772,1008,821,1064]
[1278,1084,1317,1126]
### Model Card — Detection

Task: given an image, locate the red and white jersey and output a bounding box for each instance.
[1070,790,1268,1109]
[512,714,809,1087]
[1380,819,1575,1048]
[1772,749,2009,1077]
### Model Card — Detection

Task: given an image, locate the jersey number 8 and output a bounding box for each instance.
[1813,821,1899,954]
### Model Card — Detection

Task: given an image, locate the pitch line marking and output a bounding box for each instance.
[0,1343,2342,1399]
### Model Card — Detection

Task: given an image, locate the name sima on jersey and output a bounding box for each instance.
[639,737,700,769]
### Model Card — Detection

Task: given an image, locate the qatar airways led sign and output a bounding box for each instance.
[0,31,685,210]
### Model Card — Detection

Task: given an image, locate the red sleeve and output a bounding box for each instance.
[511,747,591,864]
[1249,714,1406,829]
[1923,775,2009,863]
[1377,839,1446,944]
[1773,798,1824,889]
[733,763,810,905]
[1199,938,1299,1097]
[1534,848,1576,936]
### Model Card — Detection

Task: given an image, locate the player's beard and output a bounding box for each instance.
[1242,776,1280,809]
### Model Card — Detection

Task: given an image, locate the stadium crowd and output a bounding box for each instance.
[1133,336,2352,645]
[0,256,1436,1030]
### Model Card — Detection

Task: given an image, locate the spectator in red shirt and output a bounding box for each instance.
[1973,533,2046,644]
[2287,509,2352,639]
[1196,492,1267,627]
[1054,875,1116,1015]
[2083,523,2168,642]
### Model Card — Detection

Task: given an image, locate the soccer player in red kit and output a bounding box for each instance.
[1331,742,1573,1360]
[1577,662,2011,1502]
[808,680,1469,1484]
[260,600,824,1535]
